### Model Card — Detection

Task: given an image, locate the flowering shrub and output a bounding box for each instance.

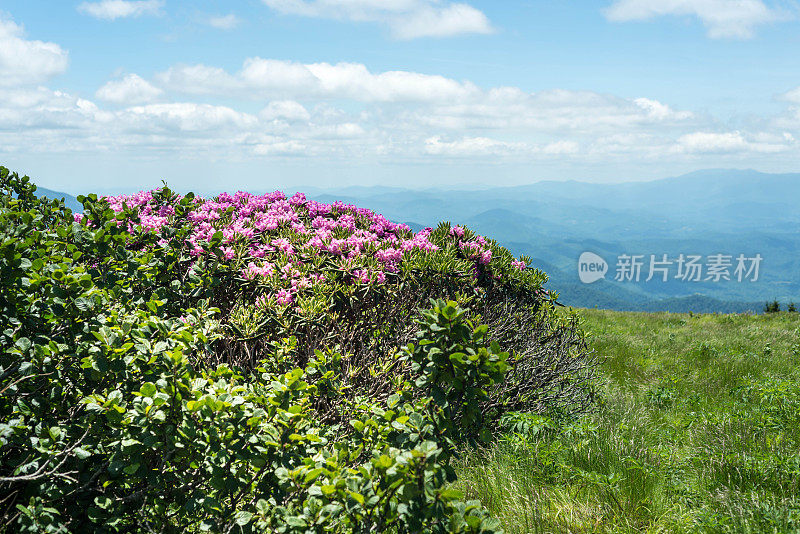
[91,186,536,315]
[0,167,597,532]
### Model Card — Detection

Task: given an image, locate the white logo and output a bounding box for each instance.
[578,252,607,284]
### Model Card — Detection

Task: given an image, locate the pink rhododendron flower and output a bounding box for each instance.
[272,238,295,255]
[98,185,526,310]
[352,269,370,284]
[275,289,293,306]
[450,226,465,238]
[242,261,275,279]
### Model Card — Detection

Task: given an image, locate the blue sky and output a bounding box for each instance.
[1,0,800,194]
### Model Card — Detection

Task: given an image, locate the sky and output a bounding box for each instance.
[1,0,800,194]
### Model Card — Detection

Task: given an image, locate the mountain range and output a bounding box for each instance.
[309,169,800,313]
[35,169,800,313]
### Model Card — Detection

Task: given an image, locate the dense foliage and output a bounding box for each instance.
[0,167,595,532]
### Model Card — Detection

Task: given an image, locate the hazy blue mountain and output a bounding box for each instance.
[35,186,83,213]
[310,169,800,312]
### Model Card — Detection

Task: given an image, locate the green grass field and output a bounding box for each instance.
[455,309,800,533]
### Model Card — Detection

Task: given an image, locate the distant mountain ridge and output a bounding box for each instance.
[35,186,83,213]
[310,169,800,313]
[36,169,800,313]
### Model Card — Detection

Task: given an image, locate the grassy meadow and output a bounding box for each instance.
[455,309,800,533]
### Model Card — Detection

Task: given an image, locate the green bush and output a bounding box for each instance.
[0,166,595,532]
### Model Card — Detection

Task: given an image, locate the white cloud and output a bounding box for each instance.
[304,61,480,101]
[389,4,493,39]
[0,87,258,136]
[425,136,527,156]
[253,139,307,156]
[208,14,240,30]
[96,74,163,104]
[156,59,691,136]
[676,131,749,152]
[158,58,480,102]
[78,0,164,20]
[3,78,799,167]
[540,140,580,155]
[0,16,68,86]
[260,100,311,122]
[261,0,493,39]
[124,103,259,131]
[589,133,666,156]
[239,58,319,91]
[413,89,696,131]
[309,122,366,139]
[780,86,800,104]
[4,46,800,170]
[634,97,693,121]
[56,57,713,162]
[769,92,800,130]
[0,85,357,159]
[605,0,779,38]
[423,136,584,157]
[675,131,791,153]
[262,0,416,19]
[0,87,113,132]
[155,64,238,95]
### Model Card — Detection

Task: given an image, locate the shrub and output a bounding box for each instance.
[0,166,596,532]
[764,300,781,313]
[82,179,596,419]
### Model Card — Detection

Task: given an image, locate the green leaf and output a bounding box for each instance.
[438,488,464,501]
[234,511,253,525]
[286,517,307,527]
[123,463,140,475]
[346,491,365,506]
[139,382,157,397]
[304,467,323,483]
[74,447,92,460]
[75,296,94,311]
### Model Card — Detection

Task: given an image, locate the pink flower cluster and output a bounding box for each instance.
[243,261,275,280]
[91,187,529,309]
[455,232,493,265]
[450,226,465,238]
